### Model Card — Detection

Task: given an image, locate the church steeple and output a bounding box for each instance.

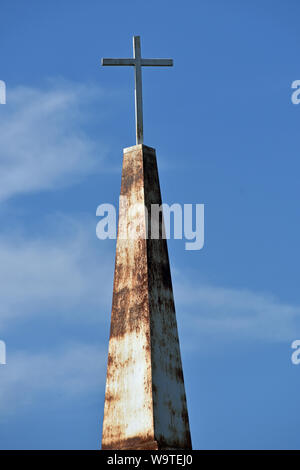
[101,37,191,450]
[101,145,191,450]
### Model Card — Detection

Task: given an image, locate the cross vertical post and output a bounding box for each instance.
[133,36,143,145]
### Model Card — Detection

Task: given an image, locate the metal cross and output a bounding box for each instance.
[102,36,173,145]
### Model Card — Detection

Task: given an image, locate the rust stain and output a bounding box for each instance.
[102,437,159,451]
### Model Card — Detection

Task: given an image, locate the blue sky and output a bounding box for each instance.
[0,0,300,449]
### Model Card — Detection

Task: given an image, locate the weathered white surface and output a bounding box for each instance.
[103,331,154,445]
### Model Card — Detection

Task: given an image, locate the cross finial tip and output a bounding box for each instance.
[101,36,173,145]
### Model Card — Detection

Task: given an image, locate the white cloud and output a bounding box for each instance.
[174,279,300,347]
[0,214,114,328]
[0,214,111,418]
[0,80,108,202]
[0,342,106,416]
[1,208,299,345]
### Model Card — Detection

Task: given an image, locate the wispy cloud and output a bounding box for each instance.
[174,278,300,348]
[0,79,108,202]
[0,342,106,417]
[0,214,114,328]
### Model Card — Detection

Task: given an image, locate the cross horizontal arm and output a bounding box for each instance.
[101,58,136,66]
[141,59,173,66]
